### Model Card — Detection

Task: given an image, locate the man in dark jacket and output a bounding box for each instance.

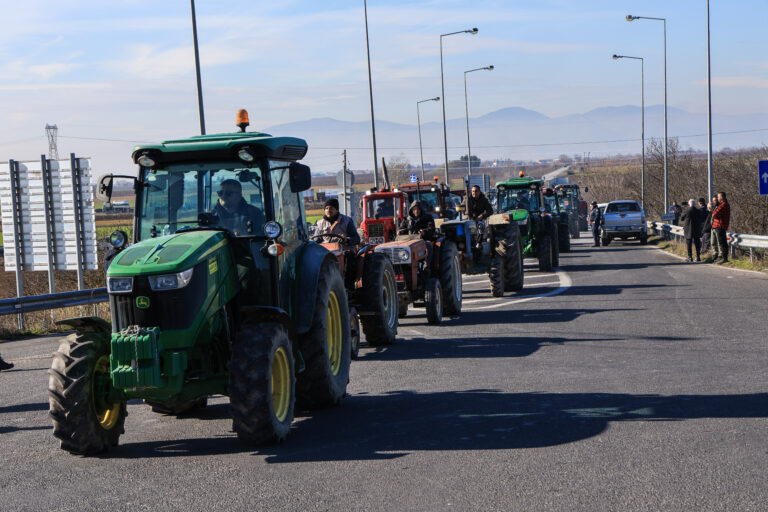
[588,201,602,247]
[701,202,713,253]
[465,186,493,221]
[211,179,266,236]
[399,200,436,240]
[680,199,704,262]
[315,198,361,245]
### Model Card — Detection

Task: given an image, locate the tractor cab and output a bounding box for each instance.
[395,178,457,219]
[361,190,408,244]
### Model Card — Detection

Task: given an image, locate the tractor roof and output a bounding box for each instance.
[132,131,308,165]
[495,177,543,188]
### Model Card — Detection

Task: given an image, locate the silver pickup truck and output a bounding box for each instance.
[601,200,647,245]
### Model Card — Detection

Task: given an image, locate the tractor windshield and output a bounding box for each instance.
[543,194,558,213]
[405,190,439,213]
[138,162,266,240]
[558,189,577,212]
[366,197,400,220]
[496,187,540,212]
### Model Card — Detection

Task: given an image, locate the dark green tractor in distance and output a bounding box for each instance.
[495,177,560,273]
[543,188,571,254]
[553,183,588,237]
[49,112,352,454]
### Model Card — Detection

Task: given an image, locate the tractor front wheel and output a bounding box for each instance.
[229,322,295,445]
[425,278,443,325]
[296,259,351,408]
[503,225,524,292]
[439,241,462,316]
[538,235,553,272]
[49,332,127,455]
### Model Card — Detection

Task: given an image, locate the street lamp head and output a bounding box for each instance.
[612,54,621,60]
[433,97,440,101]
[468,27,479,34]
[487,65,494,70]
[626,14,637,21]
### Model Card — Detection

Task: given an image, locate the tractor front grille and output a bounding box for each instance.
[109,261,207,332]
[368,222,385,238]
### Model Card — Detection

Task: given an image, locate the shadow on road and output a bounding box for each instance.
[357,333,622,362]
[106,390,768,461]
[0,402,49,415]
[562,262,679,272]
[562,283,678,297]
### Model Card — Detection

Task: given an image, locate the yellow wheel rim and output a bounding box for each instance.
[326,290,343,375]
[271,346,291,423]
[92,355,121,430]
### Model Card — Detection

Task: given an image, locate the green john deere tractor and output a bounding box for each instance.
[48,112,352,454]
[494,177,560,272]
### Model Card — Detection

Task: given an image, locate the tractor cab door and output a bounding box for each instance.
[269,162,307,313]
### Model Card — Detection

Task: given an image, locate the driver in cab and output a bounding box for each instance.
[314,198,360,245]
[211,179,265,236]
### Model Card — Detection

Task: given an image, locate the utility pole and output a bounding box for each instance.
[342,150,348,216]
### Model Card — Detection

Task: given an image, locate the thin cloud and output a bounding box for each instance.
[695,76,768,89]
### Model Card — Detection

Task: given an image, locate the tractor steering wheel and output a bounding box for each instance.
[311,233,349,244]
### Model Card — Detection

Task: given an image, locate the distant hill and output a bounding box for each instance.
[264,106,768,173]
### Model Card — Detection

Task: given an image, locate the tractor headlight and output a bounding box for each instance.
[393,248,411,263]
[517,218,528,226]
[148,268,194,291]
[107,276,133,294]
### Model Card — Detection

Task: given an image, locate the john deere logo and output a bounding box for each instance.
[135,296,150,309]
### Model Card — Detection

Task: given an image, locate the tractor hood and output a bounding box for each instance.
[106,230,228,277]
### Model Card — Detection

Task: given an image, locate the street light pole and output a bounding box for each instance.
[364,0,379,189]
[627,14,667,212]
[440,27,478,185]
[706,0,714,201]
[613,55,645,210]
[190,0,205,135]
[417,97,441,182]
[463,65,494,177]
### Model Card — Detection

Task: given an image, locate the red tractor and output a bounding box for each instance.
[360,190,408,244]
[311,235,399,357]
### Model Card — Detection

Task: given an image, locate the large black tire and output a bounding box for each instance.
[425,278,443,325]
[49,332,127,455]
[551,223,560,268]
[439,241,462,316]
[146,397,207,416]
[489,255,504,297]
[538,235,553,272]
[640,234,648,245]
[360,253,398,346]
[296,259,351,408]
[558,223,571,253]
[349,307,361,360]
[503,225,524,292]
[229,322,295,445]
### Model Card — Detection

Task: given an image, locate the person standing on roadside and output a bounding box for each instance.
[0,353,13,371]
[701,202,714,253]
[588,201,602,247]
[669,201,682,225]
[681,199,703,262]
[711,192,730,263]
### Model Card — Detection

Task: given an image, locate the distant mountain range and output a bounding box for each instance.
[265,106,768,172]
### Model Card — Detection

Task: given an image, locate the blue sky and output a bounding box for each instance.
[1,0,766,173]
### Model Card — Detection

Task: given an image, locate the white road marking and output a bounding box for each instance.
[462,270,572,311]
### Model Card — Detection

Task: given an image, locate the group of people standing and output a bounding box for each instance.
[680,192,731,263]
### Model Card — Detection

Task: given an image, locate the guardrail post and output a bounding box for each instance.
[9,159,25,330]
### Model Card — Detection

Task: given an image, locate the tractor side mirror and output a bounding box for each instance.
[584,186,589,193]
[96,175,114,203]
[456,204,466,213]
[289,162,311,193]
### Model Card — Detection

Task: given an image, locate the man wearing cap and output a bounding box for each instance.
[211,179,266,236]
[588,201,603,247]
[315,198,360,245]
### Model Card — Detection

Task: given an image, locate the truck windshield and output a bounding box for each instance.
[606,202,641,213]
[138,162,266,240]
[496,187,540,212]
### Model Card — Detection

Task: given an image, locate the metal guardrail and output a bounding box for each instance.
[0,288,108,316]
[647,221,768,250]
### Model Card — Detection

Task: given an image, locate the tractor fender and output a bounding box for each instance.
[238,305,296,341]
[55,316,112,335]
[293,243,339,335]
[487,213,514,226]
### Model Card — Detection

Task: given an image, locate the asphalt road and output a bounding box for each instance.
[1,236,766,511]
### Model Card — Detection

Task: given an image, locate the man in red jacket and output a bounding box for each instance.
[711,191,730,263]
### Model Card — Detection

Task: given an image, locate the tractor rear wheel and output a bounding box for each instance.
[439,241,462,316]
[559,223,571,253]
[551,224,561,267]
[503,225,524,292]
[425,278,443,325]
[360,253,398,346]
[229,322,295,445]
[49,331,127,455]
[296,259,351,408]
[538,235,553,272]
